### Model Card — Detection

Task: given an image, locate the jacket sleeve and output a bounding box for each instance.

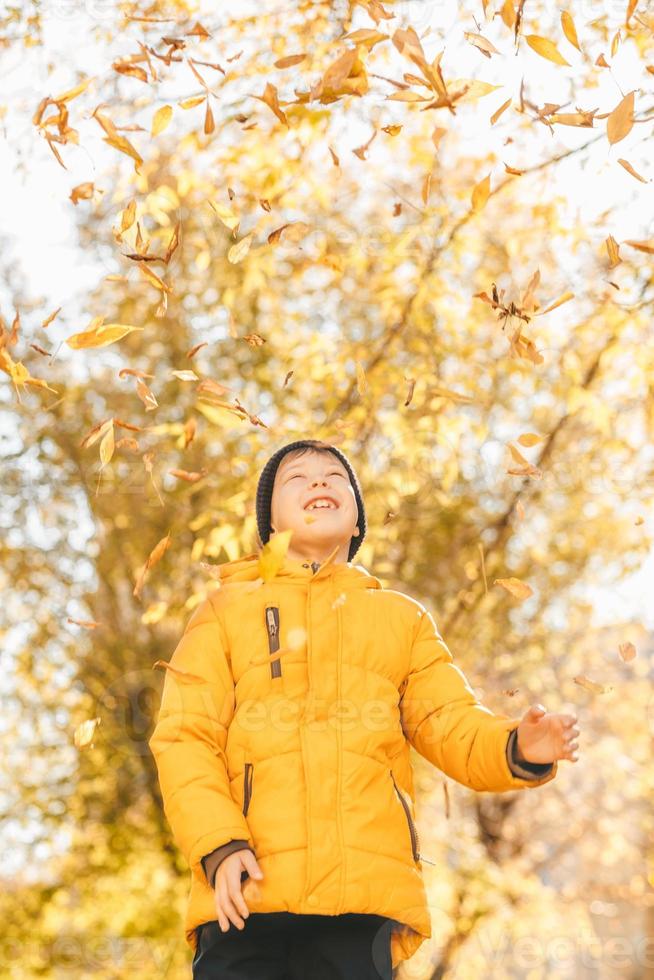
[399,604,558,792]
[148,595,255,879]
[201,840,255,889]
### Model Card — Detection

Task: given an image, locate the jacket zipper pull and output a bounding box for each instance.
[265,606,281,678]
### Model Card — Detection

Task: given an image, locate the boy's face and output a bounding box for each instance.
[269,449,360,563]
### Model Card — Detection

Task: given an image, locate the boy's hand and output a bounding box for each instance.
[214,849,264,933]
[516,704,580,765]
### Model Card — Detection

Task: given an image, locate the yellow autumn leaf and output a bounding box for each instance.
[573,674,613,694]
[74,717,101,748]
[494,577,534,601]
[618,641,637,662]
[99,423,114,467]
[535,291,574,315]
[607,91,635,144]
[209,200,240,231]
[525,35,571,66]
[152,104,172,136]
[517,432,544,447]
[471,173,491,211]
[66,323,144,349]
[227,233,253,263]
[617,158,649,183]
[259,529,293,582]
[561,12,581,51]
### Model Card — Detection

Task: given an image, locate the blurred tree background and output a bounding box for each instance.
[1,0,653,976]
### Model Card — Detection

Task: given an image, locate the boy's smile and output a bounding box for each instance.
[269,448,361,563]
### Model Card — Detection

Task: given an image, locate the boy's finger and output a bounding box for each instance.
[241,850,264,879]
[218,879,245,931]
[227,870,250,919]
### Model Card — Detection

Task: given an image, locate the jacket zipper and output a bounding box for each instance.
[265,606,281,678]
[243,762,253,816]
[390,769,420,863]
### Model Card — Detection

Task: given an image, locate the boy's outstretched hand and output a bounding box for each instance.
[516,704,580,765]
[213,849,264,933]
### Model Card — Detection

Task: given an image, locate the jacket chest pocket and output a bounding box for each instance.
[265,606,282,679]
[243,762,254,816]
[390,769,420,863]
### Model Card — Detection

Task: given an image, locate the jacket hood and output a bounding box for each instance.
[215,545,383,591]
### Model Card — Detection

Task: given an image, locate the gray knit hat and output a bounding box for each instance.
[255,439,366,562]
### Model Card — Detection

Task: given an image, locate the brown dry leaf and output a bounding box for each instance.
[352,129,377,160]
[70,182,94,205]
[618,641,637,662]
[152,660,207,683]
[102,133,143,170]
[471,173,491,211]
[605,234,621,267]
[596,53,610,68]
[561,11,581,50]
[133,533,172,598]
[274,53,307,68]
[617,158,649,183]
[204,99,215,134]
[66,617,101,628]
[525,35,571,66]
[607,91,634,144]
[517,432,544,446]
[494,577,534,600]
[170,369,198,381]
[382,124,402,135]
[38,308,60,331]
[168,468,205,482]
[243,333,266,347]
[626,0,639,23]
[623,239,654,254]
[152,104,172,135]
[138,261,172,294]
[574,674,613,694]
[120,200,137,233]
[328,145,340,166]
[490,97,512,124]
[255,82,289,127]
[136,378,158,411]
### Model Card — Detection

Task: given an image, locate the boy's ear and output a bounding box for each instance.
[353,527,360,537]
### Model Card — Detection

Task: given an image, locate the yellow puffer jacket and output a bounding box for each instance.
[149,549,557,970]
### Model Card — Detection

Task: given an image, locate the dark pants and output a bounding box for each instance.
[191,911,394,979]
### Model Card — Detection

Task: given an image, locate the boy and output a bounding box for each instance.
[148,438,580,978]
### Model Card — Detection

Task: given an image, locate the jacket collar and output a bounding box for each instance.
[214,547,382,591]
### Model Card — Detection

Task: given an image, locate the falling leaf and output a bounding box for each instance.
[464,31,501,58]
[133,533,173,598]
[494,577,534,600]
[605,235,621,267]
[623,239,654,254]
[274,53,307,68]
[356,361,368,396]
[99,421,115,467]
[66,617,101,629]
[152,660,206,683]
[70,182,94,205]
[471,173,491,211]
[204,98,214,134]
[618,641,637,662]
[561,12,581,50]
[574,674,613,694]
[209,199,240,232]
[74,717,101,748]
[254,82,289,127]
[490,97,511,124]
[259,529,293,581]
[607,91,634,144]
[517,432,544,446]
[525,35,571,66]
[626,0,639,24]
[617,158,649,183]
[66,321,143,349]
[536,291,574,315]
[228,233,253,263]
[152,104,172,135]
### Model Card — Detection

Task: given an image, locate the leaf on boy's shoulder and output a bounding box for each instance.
[152,660,207,684]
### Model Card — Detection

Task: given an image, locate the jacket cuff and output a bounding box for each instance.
[201,840,254,889]
[506,728,555,780]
